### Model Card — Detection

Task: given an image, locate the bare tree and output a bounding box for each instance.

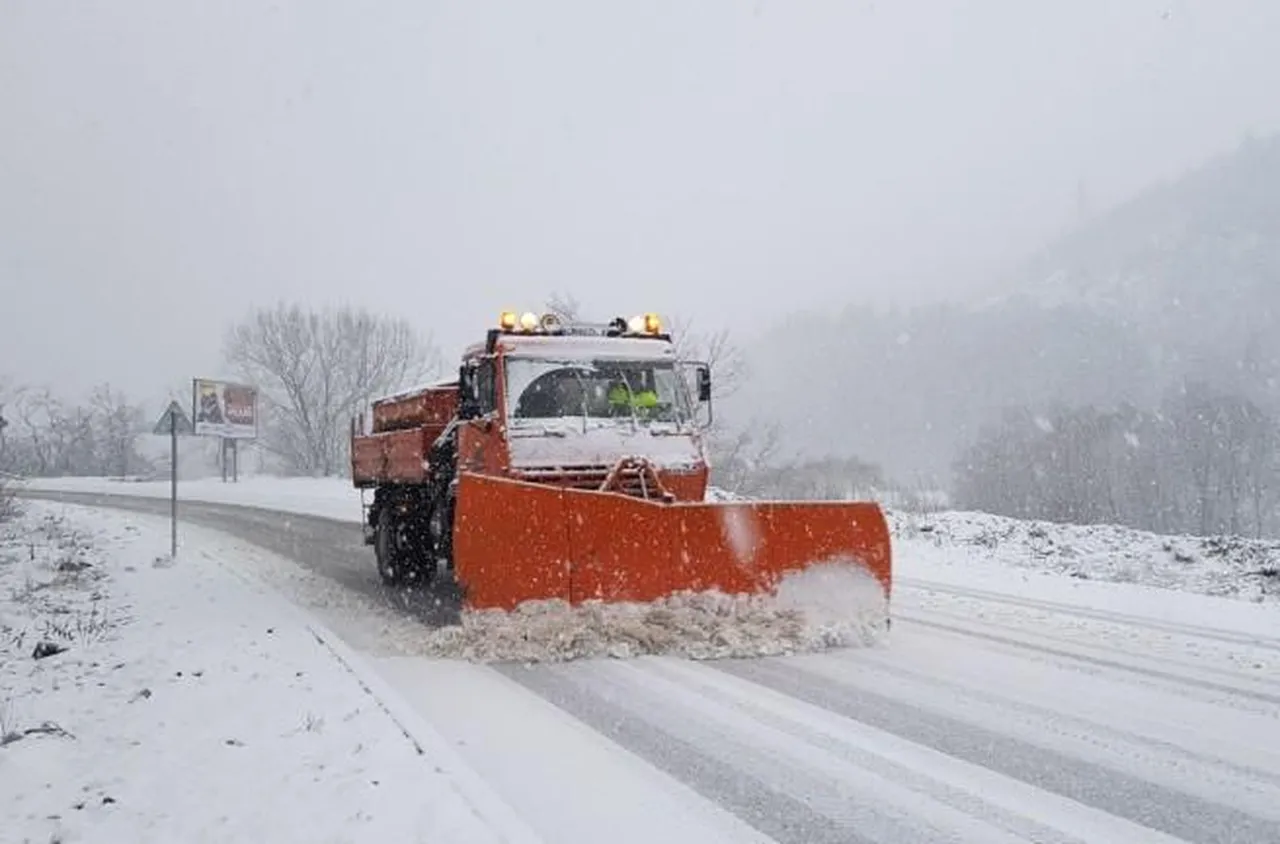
[0,379,13,520]
[224,303,443,476]
[953,385,1280,538]
[664,314,766,492]
[0,376,14,474]
[88,383,147,478]
[706,419,785,493]
[12,387,69,476]
[1166,382,1238,535]
[1242,410,1277,538]
[0,381,151,478]
[667,315,747,403]
[544,291,582,322]
[0,470,13,522]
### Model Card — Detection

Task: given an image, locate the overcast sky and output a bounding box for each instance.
[3,0,1279,408]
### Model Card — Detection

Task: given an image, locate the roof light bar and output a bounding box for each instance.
[497,310,667,337]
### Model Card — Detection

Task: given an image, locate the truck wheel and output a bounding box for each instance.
[428,490,456,573]
[374,507,409,586]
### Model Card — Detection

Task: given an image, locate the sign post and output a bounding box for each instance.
[152,401,193,558]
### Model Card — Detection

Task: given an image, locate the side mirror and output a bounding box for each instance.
[457,363,480,420]
[697,366,712,402]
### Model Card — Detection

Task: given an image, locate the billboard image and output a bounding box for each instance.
[192,379,258,439]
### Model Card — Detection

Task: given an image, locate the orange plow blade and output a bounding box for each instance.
[451,472,893,612]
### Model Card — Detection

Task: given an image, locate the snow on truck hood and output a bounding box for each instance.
[506,421,702,470]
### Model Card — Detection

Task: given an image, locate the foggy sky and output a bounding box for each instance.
[4,0,1279,411]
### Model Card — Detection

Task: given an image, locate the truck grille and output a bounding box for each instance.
[516,464,663,499]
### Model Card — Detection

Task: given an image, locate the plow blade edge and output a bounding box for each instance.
[451,473,892,612]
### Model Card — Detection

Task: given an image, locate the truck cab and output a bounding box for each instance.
[453,311,714,502]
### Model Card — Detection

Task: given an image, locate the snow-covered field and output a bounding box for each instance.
[892,509,1280,604]
[0,499,533,844]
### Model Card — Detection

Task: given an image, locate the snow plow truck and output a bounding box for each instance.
[350,310,892,613]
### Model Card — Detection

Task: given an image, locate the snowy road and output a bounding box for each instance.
[22,489,1280,844]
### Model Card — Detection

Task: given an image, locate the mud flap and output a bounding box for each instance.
[451,472,892,611]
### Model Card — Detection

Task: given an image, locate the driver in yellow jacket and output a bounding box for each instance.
[608,380,658,414]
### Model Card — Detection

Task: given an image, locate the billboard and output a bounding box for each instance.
[192,379,258,439]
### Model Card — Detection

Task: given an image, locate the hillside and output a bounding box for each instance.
[1002,133,1280,398]
[734,135,1280,487]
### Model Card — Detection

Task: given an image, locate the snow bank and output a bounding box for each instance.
[891,509,1280,604]
[0,501,515,843]
[21,474,363,523]
[413,562,889,663]
[23,475,747,521]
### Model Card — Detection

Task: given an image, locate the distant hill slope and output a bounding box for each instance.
[736,135,1280,484]
[1000,133,1280,395]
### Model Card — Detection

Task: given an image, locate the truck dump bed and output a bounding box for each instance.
[351,381,458,486]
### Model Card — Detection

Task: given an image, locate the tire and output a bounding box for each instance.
[374,506,410,586]
[375,501,439,588]
[428,489,456,573]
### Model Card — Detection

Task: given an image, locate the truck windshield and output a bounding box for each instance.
[505,358,691,426]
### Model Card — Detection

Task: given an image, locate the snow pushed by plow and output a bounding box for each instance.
[416,562,890,663]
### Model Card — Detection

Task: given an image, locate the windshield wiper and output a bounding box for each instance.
[509,424,568,438]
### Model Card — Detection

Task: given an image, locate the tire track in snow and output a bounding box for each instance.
[836,635,1280,793]
[895,611,1280,706]
[893,581,1280,699]
[897,577,1280,651]
[494,662,880,844]
[499,658,1194,844]
[715,656,1280,844]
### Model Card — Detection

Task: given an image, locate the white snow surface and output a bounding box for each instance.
[496,333,679,361]
[13,477,1280,842]
[892,508,1280,605]
[0,501,528,844]
[23,474,364,523]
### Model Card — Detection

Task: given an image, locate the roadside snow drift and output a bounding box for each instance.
[892,509,1280,604]
[0,501,518,844]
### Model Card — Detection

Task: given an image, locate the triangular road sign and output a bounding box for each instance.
[153,401,194,436]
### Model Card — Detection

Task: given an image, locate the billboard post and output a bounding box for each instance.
[219,437,240,483]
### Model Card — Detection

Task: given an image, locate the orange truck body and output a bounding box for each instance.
[350,312,892,615]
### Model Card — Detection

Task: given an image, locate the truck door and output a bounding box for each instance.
[457,357,505,476]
